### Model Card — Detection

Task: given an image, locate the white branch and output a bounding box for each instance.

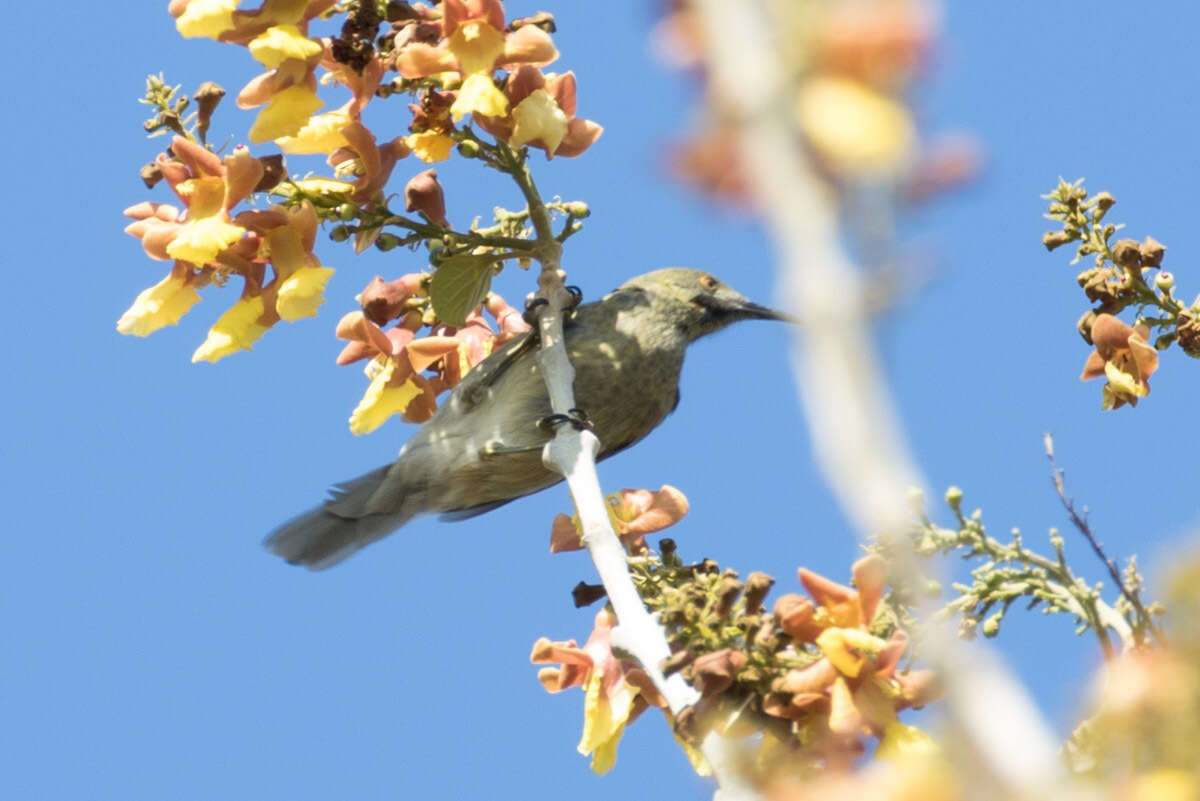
[531,242,755,798]
[692,0,1068,795]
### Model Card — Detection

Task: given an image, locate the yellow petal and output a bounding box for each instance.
[447,21,506,76]
[510,88,568,153]
[349,360,423,435]
[248,84,324,144]
[450,73,509,123]
[876,721,940,763]
[249,24,323,68]
[796,76,915,175]
[166,216,246,266]
[1104,359,1148,398]
[191,295,269,363]
[676,735,713,777]
[405,131,455,164]
[116,273,201,337]
[175,0,239,39]
[816,627,888,678]
[275,109,352,154]
[1127,770,1197,801]
[277,265,335,321]
[577,667,635,775]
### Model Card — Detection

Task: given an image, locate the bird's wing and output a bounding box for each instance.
[453,328,540,413]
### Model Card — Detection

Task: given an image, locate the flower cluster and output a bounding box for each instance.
[1042,180,1198,410]
[122,0,599,396]
[334,271,528,434]
[655,0,977,203]
[118,135,334,362]
[534,489,939,777]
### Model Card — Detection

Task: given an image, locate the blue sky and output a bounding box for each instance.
[5,2,1200,799]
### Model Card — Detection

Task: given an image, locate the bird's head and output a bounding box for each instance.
[621,268,793,341]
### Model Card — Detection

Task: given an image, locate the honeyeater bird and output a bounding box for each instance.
[266,268,788,569]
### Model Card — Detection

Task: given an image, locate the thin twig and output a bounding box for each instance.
[1044,434,1163,645]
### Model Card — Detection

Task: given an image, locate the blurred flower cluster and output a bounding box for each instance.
[533,487,940,777]
[654,0,977,204]
[1042,179,1197,409]
[120,1,599,429]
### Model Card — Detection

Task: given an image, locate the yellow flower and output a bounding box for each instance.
[249,24,323,68]
[509,88,568,153]
[277,265,335,321]
[577,665,636,775]
[816,627,887,678]
[1127,770,1196,801]
[175,0,238,40]
[275,110,352,154]
[795,75,915,175]
[450,73,509,122]
[192,295,269,363]
[875,722,940,763]
[447,20,506,75]
[248,84,324,143]
[291,177,356,197]
[116,272,202,337]
[349,359,424,435]
[405,131,455,163]
[166,215,246,267]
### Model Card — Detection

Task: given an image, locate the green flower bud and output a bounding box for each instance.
[329,224,351,242]
[944,486,963,512]
[457,140,480,158]
[982,614,1002,637]
[1155,271,1174,291]
[375,233,401,251]
[338,203,358,221]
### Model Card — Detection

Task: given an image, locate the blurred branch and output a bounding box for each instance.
[691,0,1067,795]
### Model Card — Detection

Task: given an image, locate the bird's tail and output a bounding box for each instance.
[264,464,417,570]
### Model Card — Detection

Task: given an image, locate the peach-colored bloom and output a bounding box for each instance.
[531,610,665,774]
[1081,313,1159,409]
[476,66,603,159]
[549,485,690,553]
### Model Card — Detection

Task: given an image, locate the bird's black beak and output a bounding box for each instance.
[692,293,799,323]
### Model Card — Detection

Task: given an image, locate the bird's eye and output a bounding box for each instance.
[699,274,719,292]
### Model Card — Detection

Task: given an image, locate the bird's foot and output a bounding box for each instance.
[538,407,593,433]
[522,296,548,326]
[522,287,582,325]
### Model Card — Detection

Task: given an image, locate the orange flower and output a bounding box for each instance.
[1080,313,1160,409]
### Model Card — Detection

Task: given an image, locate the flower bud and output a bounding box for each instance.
[1155,271,1175,291]
[944,485,963,512]
[457,140,480,158]
[329,224,351,242]
[981,614,1001,638]
[404,169,448,227]
[1112,239,1142,268]
[375,233,401,251]
[1139,236,1166,267]
[1042,230,1072,251]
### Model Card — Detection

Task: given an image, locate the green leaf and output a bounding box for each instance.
[429,253,497,326]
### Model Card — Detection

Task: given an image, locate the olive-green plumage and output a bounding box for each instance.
[266,268,786,569]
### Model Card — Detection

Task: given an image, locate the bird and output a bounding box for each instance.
[266,268,789,569]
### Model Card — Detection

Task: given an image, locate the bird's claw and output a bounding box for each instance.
[522,296,549,326]
[538,407,593,433]
[522,287,582,325]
